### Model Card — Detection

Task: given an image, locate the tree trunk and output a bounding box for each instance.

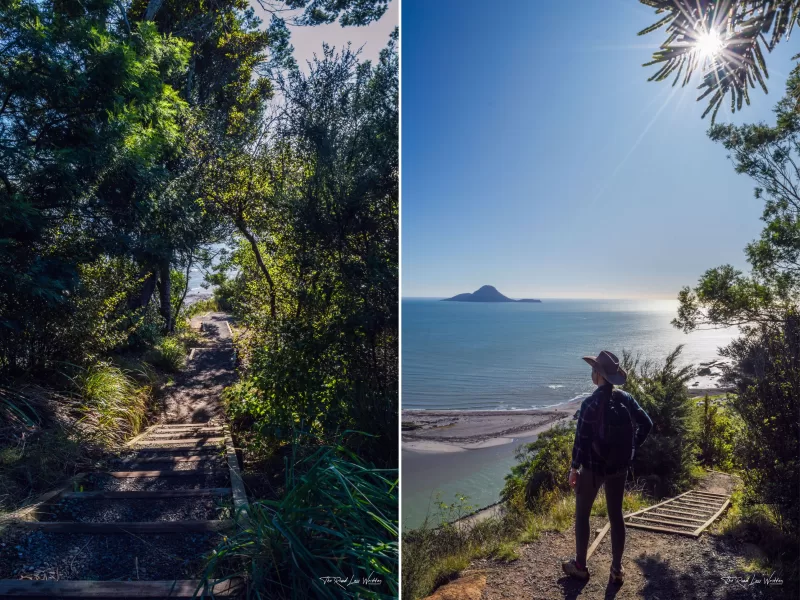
[144,0,164,21]
[158,258,173,333]
[128,270,158,311]
[235,218,276,319]
[174,257,192,323]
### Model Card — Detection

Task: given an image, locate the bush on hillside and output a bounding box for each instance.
[621,346,697,497]
[147,337,186,373]
[502,423,575,512]
[693,394,743,472]
[203,441,398,599]
[721,312,800,538]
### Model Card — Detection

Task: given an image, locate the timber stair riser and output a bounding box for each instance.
[19,520,235,533]
[107,470,223,478]
[61,488,231,499]
[0,414,249,598]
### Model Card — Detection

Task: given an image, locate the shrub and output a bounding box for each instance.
[75,363,150,446]
[693,394,743,472]
[501,422,575,512]
[204,441,398,599]
[621,346,697,497]
[0,428,85,513]
[721,312,800,538]
[147,337,186,372]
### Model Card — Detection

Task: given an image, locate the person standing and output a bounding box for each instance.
[561,351,653,585]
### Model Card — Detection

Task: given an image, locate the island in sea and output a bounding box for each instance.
[442,285,541,303]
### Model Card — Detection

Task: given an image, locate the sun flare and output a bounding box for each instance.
[695,29,724,62]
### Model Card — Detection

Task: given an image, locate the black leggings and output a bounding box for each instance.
[575,468,626,569]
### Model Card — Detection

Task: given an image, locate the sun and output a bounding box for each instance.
[695,29,724,62]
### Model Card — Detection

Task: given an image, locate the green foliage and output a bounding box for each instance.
[501,423,575,512]
[675,64,800,333]
[219,35,398,467]
[0,428,84,513]
[720,312,800,537]
[673,67,800,543]
[203,441,398,599]
[184,297,221,319]
[621,346,697,496]
[74,363,151,446]
[401,494,520,600]
[693,395,743,472]
[147,336,186,373]
[637,1,799,121]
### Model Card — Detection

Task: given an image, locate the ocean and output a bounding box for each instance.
[402,298,737,411]
[401,298,739,529]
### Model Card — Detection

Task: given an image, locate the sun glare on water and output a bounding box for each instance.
[695,29,724,62]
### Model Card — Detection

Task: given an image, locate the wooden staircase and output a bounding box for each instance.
[0,422,248,598]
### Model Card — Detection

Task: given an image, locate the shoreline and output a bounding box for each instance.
[402,399,582,453]
[402,386,732,454]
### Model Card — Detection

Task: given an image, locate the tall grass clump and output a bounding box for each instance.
[204,440,398,599]
[75,363,150,446]
[148,337,186,372]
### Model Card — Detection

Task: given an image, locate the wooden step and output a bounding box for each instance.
[154,423,217,429]
[107,469,221,478]
[625,520,699,537]
[0,578,242,597]
[116,461,217,470]
[687,490,729,498]
[127,447,222,455]
[116,455,216,464]
[18,519,234,533]
[661,502,714,516]
[147,431,222,439]
[60,488,232,499]
[628,514,697,529]
[649,508,707,522]
[135,437,225,446]
[669,499,720,510]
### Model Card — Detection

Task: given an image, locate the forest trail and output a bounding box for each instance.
[430,472,790,600]
[0,314,245,598]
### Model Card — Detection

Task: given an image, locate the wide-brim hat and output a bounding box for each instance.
[582,350,627,385]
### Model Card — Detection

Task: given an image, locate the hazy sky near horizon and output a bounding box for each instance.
[250,0,398,65]
[401,0,797,300]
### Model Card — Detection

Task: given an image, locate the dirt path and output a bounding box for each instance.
[463,473,792,600]
[0,313,243,597]
[161,313,236,424]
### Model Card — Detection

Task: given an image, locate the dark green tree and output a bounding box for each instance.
[675,60,800,540]
[675,64,800,332]
[0,0,191,371]
[222,33,399,467]
[638,1,800,121]
[721,312,800,536]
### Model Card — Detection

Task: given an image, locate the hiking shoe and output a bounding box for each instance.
[609,565,625,585]
[561,558,589,580]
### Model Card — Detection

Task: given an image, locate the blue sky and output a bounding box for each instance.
[401,0,797,299]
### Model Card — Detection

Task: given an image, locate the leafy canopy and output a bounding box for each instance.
[638,1,800,121]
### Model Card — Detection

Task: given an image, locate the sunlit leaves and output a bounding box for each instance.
[638,0,800,121]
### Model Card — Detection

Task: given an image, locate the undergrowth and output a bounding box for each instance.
[203,439,398,599]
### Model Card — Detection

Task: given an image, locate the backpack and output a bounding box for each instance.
[591,389,635,473]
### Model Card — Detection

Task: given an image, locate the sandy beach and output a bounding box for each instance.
[402,399,583,453]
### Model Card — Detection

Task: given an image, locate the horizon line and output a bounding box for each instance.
[402,295,679,301]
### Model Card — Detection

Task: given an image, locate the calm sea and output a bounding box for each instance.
[401,298,739,529]
[402,298,737,411]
